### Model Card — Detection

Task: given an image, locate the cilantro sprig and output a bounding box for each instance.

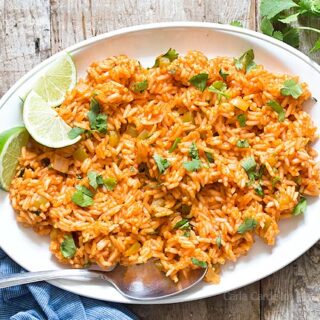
[260,0,320,53]
[183,142,203,172]
[88,98,108,134]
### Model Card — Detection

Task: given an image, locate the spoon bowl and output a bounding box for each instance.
[0,260,207,300]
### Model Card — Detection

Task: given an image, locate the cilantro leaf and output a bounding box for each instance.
[260,0,298,19]
[88,171,99,189]
[87,98,108,134]
[191,257,207,268]
[237,114,247,127]
[153,48,179,67]
[273,31,284,41]
[189,142,200,160]
[75,185,94,197]
[241,157,257,173]
[71,186,94,207]
[183,159,202,172]
[230,21,243,27]
[236,139,250,148]
[260,16,274,36]
[133,80,148,93]
[95,113,108,133]
[208,81,230,101]
[234,49,256,73]
[189,73,209,91]
[68,127,85,139]
[60,234,77,259]
[88,171,105,190]
[267,100,286,122]
[237,218,258,234]
[283,27,300,48]
[169,138,181,153]
[153,154,170,174]
[174,218,190,230]
[279,12,300,23]
[254,184,265,197]
[219,69,229,81]
[281,79,303,99]
[292,197,307,215]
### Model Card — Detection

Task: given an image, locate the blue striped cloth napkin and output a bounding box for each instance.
[0,249,138,320]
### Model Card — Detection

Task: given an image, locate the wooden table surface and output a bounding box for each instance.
[1,1,319,319]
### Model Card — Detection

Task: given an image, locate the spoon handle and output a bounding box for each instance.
[0,269,99,289]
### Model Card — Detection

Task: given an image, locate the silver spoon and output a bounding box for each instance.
[0,260,207,300]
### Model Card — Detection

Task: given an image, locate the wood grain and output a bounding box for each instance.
[0,1,319,319]
[0,0,50,96]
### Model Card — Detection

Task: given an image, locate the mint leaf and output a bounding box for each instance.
[133,80,148,93]
[238,218,258,234]
[60,234,77,259]
[191,257,207,268]
[153,154,170,174]
[260,0,298,19]
[68,127,85,139]
[267,100,286,122]
[280,79,303,99]
[189,73,209,91]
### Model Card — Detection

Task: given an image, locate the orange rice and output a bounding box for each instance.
[9,50,320,283]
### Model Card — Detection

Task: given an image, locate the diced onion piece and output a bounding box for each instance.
[230,97,249,111]
[52,154,70,173]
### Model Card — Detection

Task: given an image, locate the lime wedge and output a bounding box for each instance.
[0,127,29,191]
[23,91,81,148]
[33,53,77,107]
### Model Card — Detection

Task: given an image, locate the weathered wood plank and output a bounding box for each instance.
[261,242,320,320]
[0,0,50,96]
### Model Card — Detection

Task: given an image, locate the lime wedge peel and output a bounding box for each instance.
[0,127,29,191]
[33,52,77,108]
[23,91,81,149]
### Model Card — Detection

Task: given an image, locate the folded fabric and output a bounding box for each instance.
[0,249,138,320]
